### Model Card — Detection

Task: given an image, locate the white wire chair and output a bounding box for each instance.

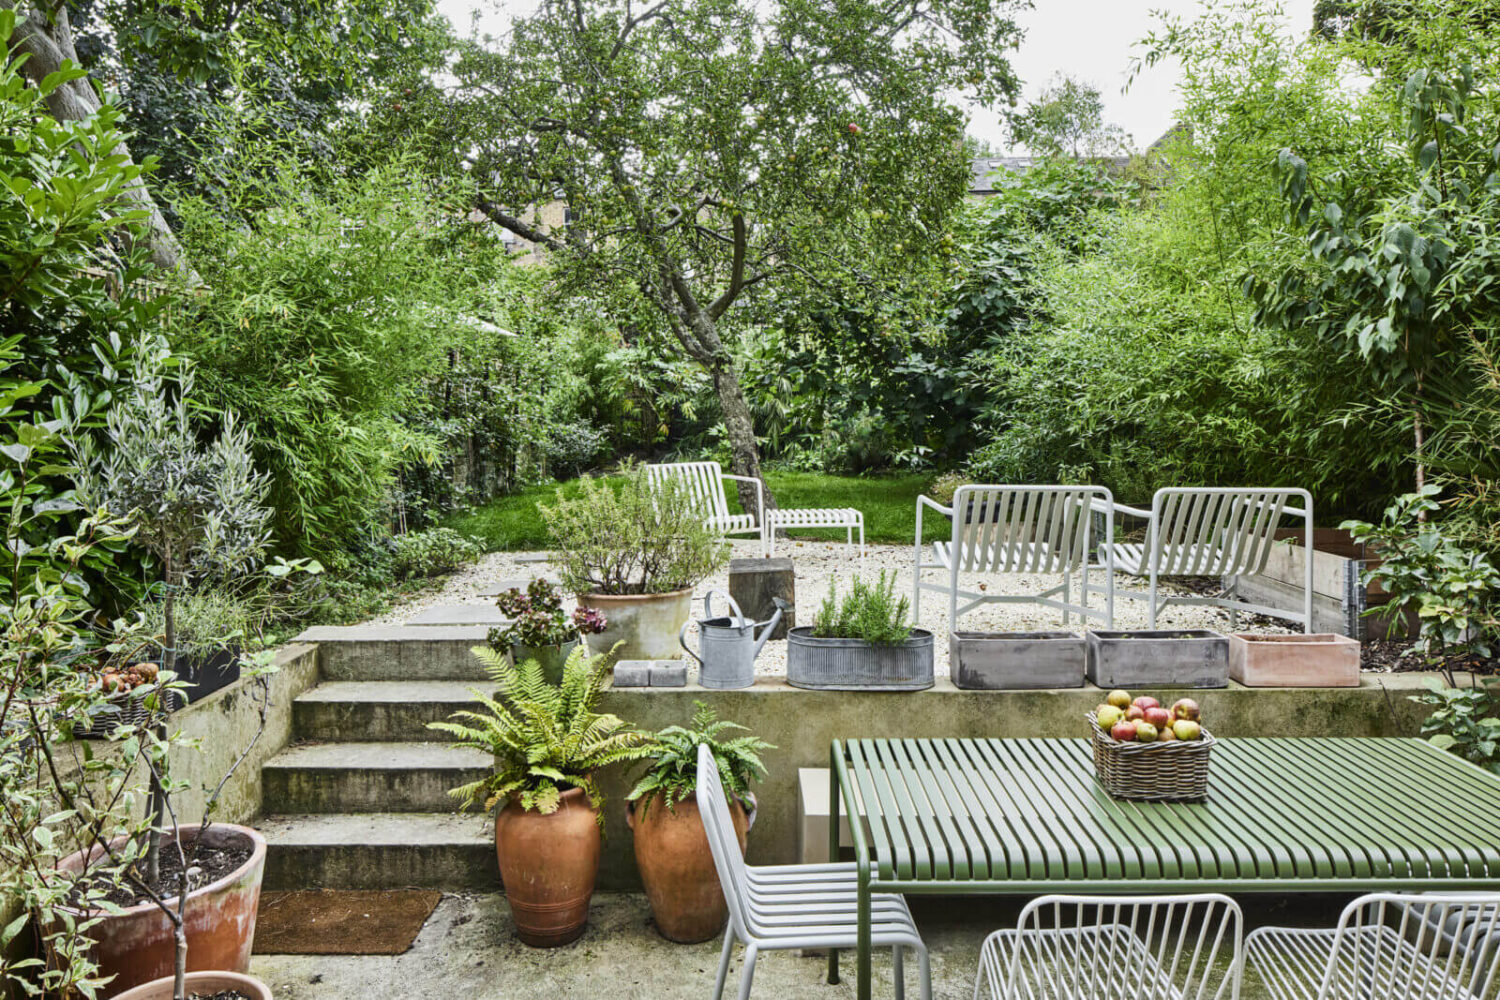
[696,744,930,1000]
[975,894,1244,1000]
[914,485,1115,629]
[1245,892,1500,1000]
[647,461,768,554]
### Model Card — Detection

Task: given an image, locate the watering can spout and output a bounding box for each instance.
[752,597,792,659]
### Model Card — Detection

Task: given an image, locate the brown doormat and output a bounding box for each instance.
[253,890,442,955]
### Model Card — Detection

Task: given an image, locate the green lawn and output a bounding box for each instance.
[444,471,951,552]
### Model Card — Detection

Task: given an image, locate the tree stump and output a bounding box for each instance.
[728,558,794,640]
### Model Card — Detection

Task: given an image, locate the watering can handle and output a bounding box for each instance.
[679,619,702,667]
[701,588,748,628]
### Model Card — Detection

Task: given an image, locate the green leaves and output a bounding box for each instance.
[627,701,773,812]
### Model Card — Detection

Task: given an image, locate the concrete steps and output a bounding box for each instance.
[294,625,495,681]
[260,742,489,814]
[293,681,489,742]
[259,812,497,891]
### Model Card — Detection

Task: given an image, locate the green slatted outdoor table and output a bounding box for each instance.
[827,736,1500,1000]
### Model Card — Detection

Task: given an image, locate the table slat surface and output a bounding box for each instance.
[838,737,1500,888]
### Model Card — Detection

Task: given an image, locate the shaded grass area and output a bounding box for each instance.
[444,472,951,552]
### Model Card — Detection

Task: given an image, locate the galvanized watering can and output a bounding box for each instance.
[679,589,786,690]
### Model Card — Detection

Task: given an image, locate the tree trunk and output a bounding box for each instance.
[710,357,776,519]
[7,2,197,281]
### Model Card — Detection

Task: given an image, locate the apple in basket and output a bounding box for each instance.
[1110,720,1138,742]
[1107,690,1133,709]
[1133,695,1160,711]
[1171,698,1201,722]
[1143,706,1173,730]
[1173,719,1203,741]
[1098,691,1206,742]
[1096,704,1125,729]
[1124,704,1146,722]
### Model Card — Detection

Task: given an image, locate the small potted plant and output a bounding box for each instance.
[541,464,728,660]
[430,645,653,946]
[141,586,251,703]
[786,570,934,690]
[626,703,773,943]
[489,579,608,683]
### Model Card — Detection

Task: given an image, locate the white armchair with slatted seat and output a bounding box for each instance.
[913,484,1115,629]
[976,893,1244,1000]
[1100,487,1313,632]
[1246,893,1500,1000]
[646,461,864,559]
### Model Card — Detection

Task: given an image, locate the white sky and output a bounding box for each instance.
[435,0,1316,155]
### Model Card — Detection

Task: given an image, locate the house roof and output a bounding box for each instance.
[969,156,1033,193]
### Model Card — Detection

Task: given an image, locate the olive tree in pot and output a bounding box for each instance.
[626,703,772,942]
[541,465,729,660]
[430,646,653,946]
[69,371,276,998]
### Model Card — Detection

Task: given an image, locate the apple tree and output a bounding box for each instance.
[442,0,1026,511]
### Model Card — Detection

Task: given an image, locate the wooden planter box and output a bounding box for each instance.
[1228,633,1360,687]
[950,631,1085,690]
[1086,630,1229,689]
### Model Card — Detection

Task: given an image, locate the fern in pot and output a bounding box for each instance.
[787,570,934,690]
[541,464,728,660]
[626,703,772,942]
[430,645,652,947]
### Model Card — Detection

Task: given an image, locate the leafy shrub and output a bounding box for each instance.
[813,571,913,645]
[430,645,652,814]
[488,579,607,648]
[1410,679,1500,774]
[628,702,773,814]
[928,472,967,506]
[545,419,608,480]
[390,527,482,579]
[541,465,728,596]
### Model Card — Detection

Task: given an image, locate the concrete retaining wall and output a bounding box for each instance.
[593,673,1444,890]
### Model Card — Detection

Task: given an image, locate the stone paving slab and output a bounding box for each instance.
[404,605,510,627]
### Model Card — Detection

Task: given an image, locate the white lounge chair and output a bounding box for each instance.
[646,461,863,558]
[976,893,1244,1000]
[1100,487,1313,632]
[1246,893,1500,1000]
[913,485,1114,628]
[697,743,930,1000]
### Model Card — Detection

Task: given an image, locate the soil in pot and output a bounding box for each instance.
[74,837,253,909]
[110,970,273,1000]
[629,794,748,943]
[495,786,601,947]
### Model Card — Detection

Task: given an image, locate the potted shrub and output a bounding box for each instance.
[142,587,251,703]
[489,578,608,683]
[626,703,773,943]
[786,571,934,690]
[430,645,653,946]
[541,465,729,660]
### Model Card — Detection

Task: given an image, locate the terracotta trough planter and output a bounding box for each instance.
[1228,632,1361,687]
[628,793,749,943]
[111,970,273,1000]
[495,786,600,947]
[54,823,265,997]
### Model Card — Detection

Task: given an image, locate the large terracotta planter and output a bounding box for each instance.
[579,589,693,661]
[111,970,272,1000]
[628,793,749,943]
[54,823,265,997]
[495,786,600,947]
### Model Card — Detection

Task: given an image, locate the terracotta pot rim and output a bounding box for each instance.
[580,587,694,603]
[58,822,267,918]
[110,969,271,1000]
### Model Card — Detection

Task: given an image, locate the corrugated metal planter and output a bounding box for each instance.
[1086,630,1229,689]
[950,631,1085,690]
[785,627,934,691]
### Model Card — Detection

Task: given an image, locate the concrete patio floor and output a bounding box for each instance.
[252,891,1351,998]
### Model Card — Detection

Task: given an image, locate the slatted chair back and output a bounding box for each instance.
[1000,894,1244,1000]
[1151,488,1300,578]
[1315,894,1500,1000]
[647,462,731,524]
[949,486,1104,574]
[696,743,753,940]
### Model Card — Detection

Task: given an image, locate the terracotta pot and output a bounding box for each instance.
[494,786,600,947]
[110,970,272,1000]
[54,823,266,997]
[579,589,693,661]
[628,793,749,943]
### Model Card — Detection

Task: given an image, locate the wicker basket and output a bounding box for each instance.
[74,688,181,739]
[1087,713,1216,801]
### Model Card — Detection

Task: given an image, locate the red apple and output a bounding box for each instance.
[848,122,862,134]
[1171,698,1201,722]
[1125,704,1146,721]
[1110,720,1138,742]
[1144,706,1172,729]
[1133,696,1160,710]
[1134,722,1159,743]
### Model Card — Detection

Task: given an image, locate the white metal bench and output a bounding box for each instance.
[646,461,863,558]
[913,484,1115,629]
[1100,487,1313,631]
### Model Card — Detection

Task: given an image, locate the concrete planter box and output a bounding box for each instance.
[1228,633,1361,687]
[580,588,693,662]
[950,631,1085,690]
[1086,630,1229,689]
[785,627,934,691]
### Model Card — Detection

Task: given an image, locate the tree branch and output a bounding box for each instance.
[708,213,746,320]
[474,194,570,255]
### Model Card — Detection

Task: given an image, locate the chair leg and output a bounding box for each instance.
[894,945,905,1000]
[712,926,734,1000]
[735,944,758,1000]
[1063,568,1071,625]
[918,943,932,1000]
